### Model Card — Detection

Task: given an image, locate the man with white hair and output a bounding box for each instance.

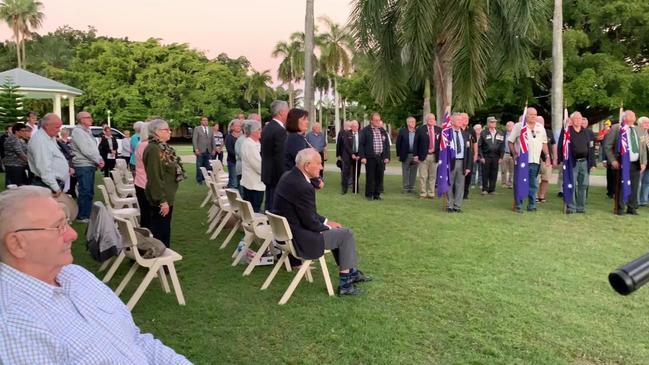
[306,123,327,178]
[396,116,418,193]
[273,149,371,295]
[0,186,191,364]
[28,113,70,196]
[129,121,144,169]
[413,113,441,198]
[71,111,105,223]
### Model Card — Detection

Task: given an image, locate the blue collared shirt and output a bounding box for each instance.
[306,131,327,152]
[0,263,191,364]
[27,128,69,192]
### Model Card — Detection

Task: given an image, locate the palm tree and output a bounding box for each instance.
[314,63,331,127]
[318,16,353,138]
[350,0,548,122]
[552,0,564,137]
[0,0,44,69]
[303,0,315,124]
[244,70,273,116]
[272,34,304,109]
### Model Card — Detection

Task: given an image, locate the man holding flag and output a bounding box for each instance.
[604,109,646,215]
[558,111,596,214]
[508,107,550,213]
[444,113,473,212]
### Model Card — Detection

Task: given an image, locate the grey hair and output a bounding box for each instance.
[133,121,144,133]
[0,186,53,256]
[295,148,320,169]
[41,113,60,127]
[228,119,241,131]
[247,113,261,121]
[638,116,649,125]
[147,119,169,137]
[270,100,289,117]
[243,120,262,136]
[139,122,150,141]
[425,113,435,121]
[406,116,416,123]
[349,120,359,127]
[75,111,89,123]
[570,111,582,119]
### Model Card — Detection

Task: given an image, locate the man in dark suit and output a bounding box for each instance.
[413,113,442,199]
[359,112,390,200]
[447,113,474,212]
[273,148,371,295]
[192,116,214,184]
[340,121,361,194]
[335,121,350,164]
[478,117,505,194]
[395,117,418,193]
[261,100,289,210]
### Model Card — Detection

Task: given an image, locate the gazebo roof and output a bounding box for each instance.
[0,68,83,98]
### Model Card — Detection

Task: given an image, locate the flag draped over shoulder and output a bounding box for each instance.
[617,107,631,204]
[436,112,454,197]
[562,109,574,206]
[514,107,529,203]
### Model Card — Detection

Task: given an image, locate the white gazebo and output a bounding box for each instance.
[0,68,83,123]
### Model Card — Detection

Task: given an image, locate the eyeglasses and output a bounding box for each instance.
[13,221,70,236]
[159,128,171,132]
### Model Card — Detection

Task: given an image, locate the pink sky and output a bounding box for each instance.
[1,0,353,84]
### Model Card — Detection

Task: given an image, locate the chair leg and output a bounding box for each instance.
[206,209,223,234]
[284,257,292,272]
[115,262,139,296]
[211,212,232,241]
[279,261,312,305]
[126,265,160,310]
[200,190,212,208]
[102,252,125,283]
[319,256,335,296]
[167,264,186,305]
[305,266,314,283]
[261,253,287,290]
[158,267,170,293]
[243,238,271,276]
[221,221,240,250]
[98,256,114,273]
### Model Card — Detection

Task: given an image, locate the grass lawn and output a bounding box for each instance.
[44,165,649,365]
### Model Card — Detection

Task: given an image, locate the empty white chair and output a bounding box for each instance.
[97,185,140,227]
[111,170,136,198]
[114,159,134,184]
[103,177,139,209]
[261,211,334,305]
[233,198,274,277]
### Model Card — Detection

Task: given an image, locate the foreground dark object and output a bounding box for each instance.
[609,252,649,295]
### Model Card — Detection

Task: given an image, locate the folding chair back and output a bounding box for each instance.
[210,159,225,173]
[265,210,299,259]
[225,189,241,215]
[114,215,145,263]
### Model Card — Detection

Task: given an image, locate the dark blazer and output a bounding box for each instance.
[335,131,345,158]
[98,135,118,161]
[224,133,238,164]
[450,129,474,172]
[478,129,506,159]
[358,126,390,160]
[395,127,416,162]
[272,167,328,260]
[284,132,309,171]
[412,124,442,162]
[341,130,357,161]
[261,119,287,186]
[557,126,597,169]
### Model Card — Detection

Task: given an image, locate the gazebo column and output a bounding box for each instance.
[53,94,62,117]
[68,96,75,125]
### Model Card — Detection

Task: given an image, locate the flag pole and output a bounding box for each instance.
[513,100,528,211]
[613,102,623,214]
[563,104,568,215]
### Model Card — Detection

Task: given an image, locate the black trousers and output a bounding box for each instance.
[365,156,385,198]
[151,205,173,248]
[341,158,361,193]
[463,171,472,198]
[264,184,276,211]
[616,161,641,213]
[4,165,28,187]
[103,158,116,177]
[482,157,499,193]
[135,186,153,230]
[606,165,616,197]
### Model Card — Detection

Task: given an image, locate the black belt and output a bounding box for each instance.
[427,152,436,155]
[575,158,587,162]
[455,158,464,161]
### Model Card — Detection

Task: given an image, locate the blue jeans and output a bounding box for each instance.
[196,152,212,183]
[567,160,589,212]
[227,161,238,188]
[76,166,96,219]
[639,169,649,205]
[516,163,540,210]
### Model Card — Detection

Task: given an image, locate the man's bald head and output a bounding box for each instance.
[295,148,322,179]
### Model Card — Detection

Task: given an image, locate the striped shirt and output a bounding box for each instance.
[372,127,383,154]
[0,263,192,364]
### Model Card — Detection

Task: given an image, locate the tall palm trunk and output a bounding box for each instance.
[303,0,316,126]
[551,0,564,138]
[257,100,262,117]
[333,77,340,139]
[434,45,452,125]
[21,35,26,68]
[318,90,323,126]
[13,26,21,68]
[342,98,347,123]
[423,78,431,117]
[288,58,295,108]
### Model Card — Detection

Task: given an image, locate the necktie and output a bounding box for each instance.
[428,126,434,152]
[630,127,639,154]
[353,133,358,152]
[455,130,462,155]
[204,126,208,134]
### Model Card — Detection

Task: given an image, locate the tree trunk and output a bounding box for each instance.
[14,27,21,69]
[342,98,347,122]
[288,82,295,109]
[303,0,316,126]
[551,0,564,139]
[258,100,261,117]
[333,77,341,139]
[318,90,323,126]
[433,45,452,126]
[21,37,26,68]
[423,78,431,118]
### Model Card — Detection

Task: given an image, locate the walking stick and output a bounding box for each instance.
[614,162,620,215]
[355,159,359,195]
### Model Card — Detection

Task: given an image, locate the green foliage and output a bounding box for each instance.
[0,78,25,128]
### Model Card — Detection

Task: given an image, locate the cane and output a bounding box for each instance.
[355,159,359,194]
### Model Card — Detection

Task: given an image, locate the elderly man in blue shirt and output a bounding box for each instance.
[0,186,191,364]
[306,122,327,177]
[27,113,70,196]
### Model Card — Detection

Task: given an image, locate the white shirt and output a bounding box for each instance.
[240,137,265,191]
[508,122,547,164]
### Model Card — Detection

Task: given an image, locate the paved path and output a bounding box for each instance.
[181,155,608,187]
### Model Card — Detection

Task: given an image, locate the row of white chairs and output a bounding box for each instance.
[95,168,185,311]
[202,160,334,305]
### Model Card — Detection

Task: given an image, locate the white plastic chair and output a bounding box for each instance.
[261,211,335,305]
[97,185,140,226]
[115,159,134,184]
[110,170,136,198]
[103,177,139,209]
[112,216,185,310]
[233,198,275,276]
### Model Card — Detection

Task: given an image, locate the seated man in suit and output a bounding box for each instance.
[0,186,191,364]
[273,148,371,296]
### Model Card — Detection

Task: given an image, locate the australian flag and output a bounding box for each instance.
[436,111,454,197]
[617,111,632,203]
[514,107,530,203]
[562,109,574,206]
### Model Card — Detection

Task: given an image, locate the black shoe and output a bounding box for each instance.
[614,210,626,216]
[341,191,347,195]
[373,196,382,200]
[514,208,523,214]
[338,284,362,296]
[454,208,463,213]
[463,195,469,200]
[447,208,456,213]
[365,196,373,201]
[351,270,373,284]
[566,210,574,215]
[527,208,537,212]
[576,210,585,214]
[557,192,563,198]
[627,209,639,215]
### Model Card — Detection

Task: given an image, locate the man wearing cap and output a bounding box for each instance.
[478,117,505,194]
